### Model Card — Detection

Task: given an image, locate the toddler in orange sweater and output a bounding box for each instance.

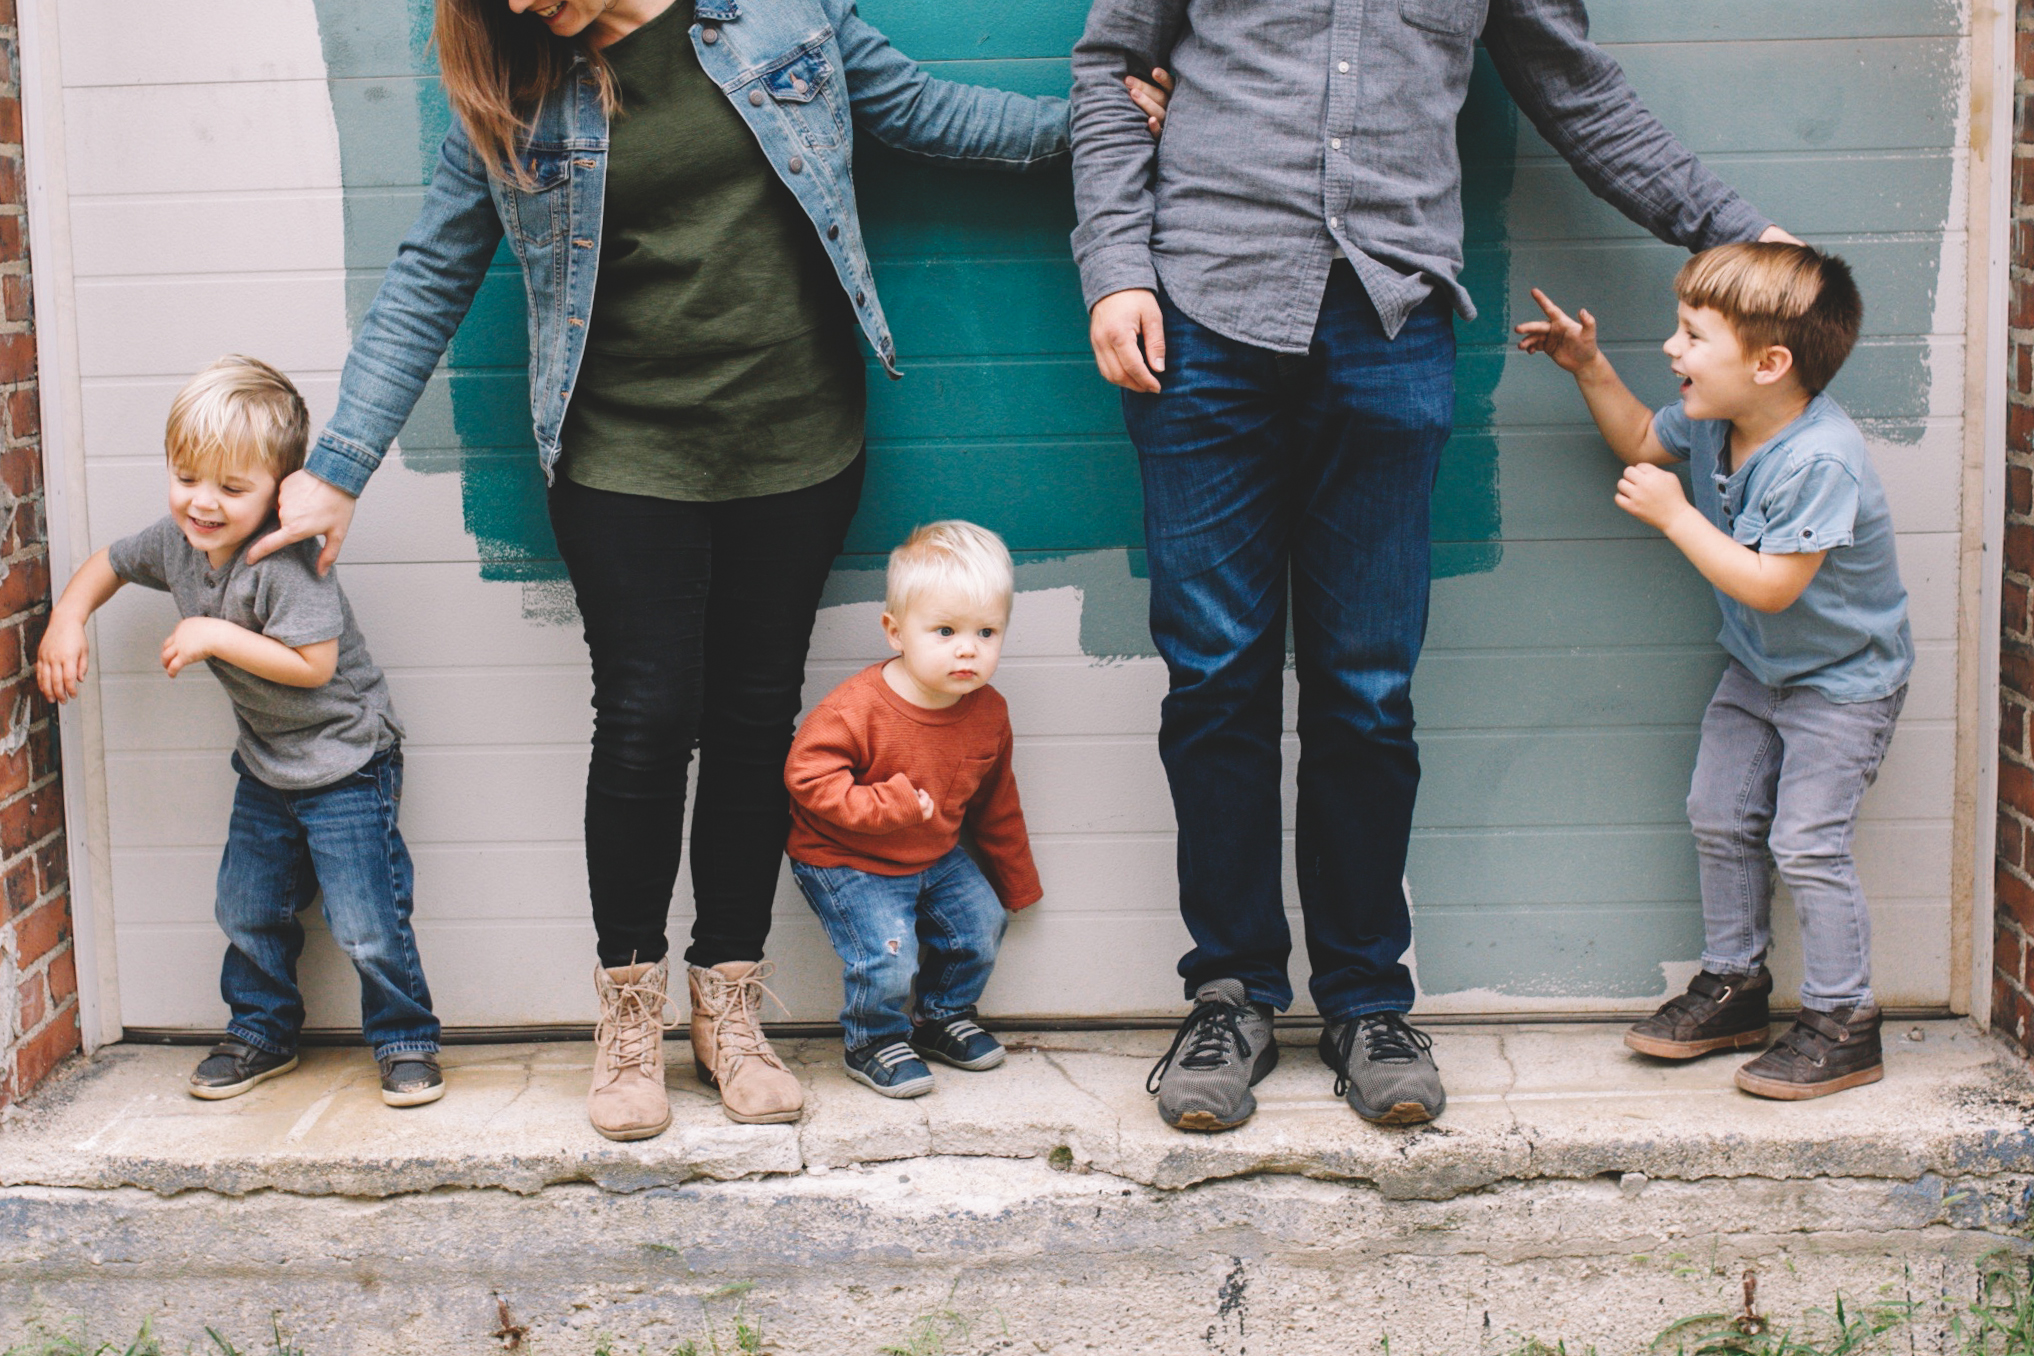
[786,521,1039,1098]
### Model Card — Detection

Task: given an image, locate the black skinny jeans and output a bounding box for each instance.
[548,453,865,970]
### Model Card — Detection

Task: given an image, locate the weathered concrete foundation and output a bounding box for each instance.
[3,1023,2031,1354]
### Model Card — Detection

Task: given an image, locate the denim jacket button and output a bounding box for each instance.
[701,25,719,42]
[855,289,866,305]
[749,88,765,106]
[788,155,804,173]
[827,223,840,240]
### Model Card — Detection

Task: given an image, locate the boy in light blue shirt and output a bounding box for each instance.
[1519,243,1909,1100]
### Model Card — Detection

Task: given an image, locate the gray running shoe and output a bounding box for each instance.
[1148,979,1277,1132]
[1319,1012,1445,1125]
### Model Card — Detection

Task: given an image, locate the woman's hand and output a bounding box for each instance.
[1124,68,1175,139]
[245,470,358,576]
[916,787,936,821]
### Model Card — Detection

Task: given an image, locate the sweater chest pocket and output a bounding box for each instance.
[943,754,998,815]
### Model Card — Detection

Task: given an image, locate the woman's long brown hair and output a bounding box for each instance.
[434,0,618,187]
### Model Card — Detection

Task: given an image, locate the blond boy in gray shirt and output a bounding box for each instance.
[37,356,441,1107]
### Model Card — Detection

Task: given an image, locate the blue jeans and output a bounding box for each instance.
[791,847,1008,1050]
[1688,662,1906,1011]
[215,747,439,1060]
[1122,264,1456,1022]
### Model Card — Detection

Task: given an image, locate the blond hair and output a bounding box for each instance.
[1673,242,1863,394]
[165,356,310,481]
[434,0,618,189]
[884,521,1015,619]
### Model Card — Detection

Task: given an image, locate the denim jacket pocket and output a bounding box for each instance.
[760,46,847,149]
[1399,0,1487,37]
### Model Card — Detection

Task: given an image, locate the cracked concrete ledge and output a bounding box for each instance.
[3,1020,2031,1203]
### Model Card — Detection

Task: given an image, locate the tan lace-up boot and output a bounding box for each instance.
[588,959,678,1141]
[688,960,804,1124]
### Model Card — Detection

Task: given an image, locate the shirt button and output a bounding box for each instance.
[855,290,867,305]
[701,25,719,42]
[1330,216,1341,229]
[827,223,840,240]
[788,155,804,173]
[1331,138,1342,150]
[749,89,764,106]
[1337,60,1349,73]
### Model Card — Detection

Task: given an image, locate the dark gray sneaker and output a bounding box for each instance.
[1148,979,1278,1132]
[1320,1012,1445,1125]
[188,1039,298,1101]
[378,1052,445,1108]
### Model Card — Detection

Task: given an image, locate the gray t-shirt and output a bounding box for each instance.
[108,516,402,790]
[1654,393,1913,703]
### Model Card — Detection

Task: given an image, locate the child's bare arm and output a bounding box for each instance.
[37,549,124,703]
[1516,289,1675,467]
[162,619,338,687]
[1616,464,1823,613]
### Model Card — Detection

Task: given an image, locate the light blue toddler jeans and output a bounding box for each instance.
[1687,662,1906,1012]
[791,846,1008,1052]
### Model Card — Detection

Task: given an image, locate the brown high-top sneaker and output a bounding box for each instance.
[588,959,677,1141]
[689,961,803,1124]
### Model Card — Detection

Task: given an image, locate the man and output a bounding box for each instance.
[1071,0,1793,1130]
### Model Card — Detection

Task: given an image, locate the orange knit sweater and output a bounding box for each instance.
[785,663,1041,909]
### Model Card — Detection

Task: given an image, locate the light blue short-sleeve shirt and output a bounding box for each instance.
[1653,393,1912,703]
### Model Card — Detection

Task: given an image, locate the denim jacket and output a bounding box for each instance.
[307,0,1070,497]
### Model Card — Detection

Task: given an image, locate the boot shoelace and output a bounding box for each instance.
[1328,1012,1433,1097]
[1146,998,1253,1094]
[596,970,679,1080]
[704,962,792,1073]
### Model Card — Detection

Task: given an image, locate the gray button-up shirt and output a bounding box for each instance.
[1070,0,1770,350]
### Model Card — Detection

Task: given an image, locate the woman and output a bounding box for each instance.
[248,0,1167,1140]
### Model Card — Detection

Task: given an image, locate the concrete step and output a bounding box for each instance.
[2,1020,2031,1354]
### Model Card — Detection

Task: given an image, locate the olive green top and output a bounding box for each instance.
[560,3,864,502]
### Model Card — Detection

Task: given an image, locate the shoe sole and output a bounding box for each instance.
[1624,1026,1770,1059]
[592,1110,673,1141]
[1735,1062,1884,1101]
[382,1081,446,1108]
[188,1055,299,1101]
[1352,1098,1443,1126]
[912,1044,1006,1072]
[694,1060,804,1123]
[845,1065,934,1099]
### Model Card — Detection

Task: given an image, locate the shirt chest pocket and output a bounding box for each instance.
[943,755,998,816]
[1399,0,1488,37]
[755,47,846,150]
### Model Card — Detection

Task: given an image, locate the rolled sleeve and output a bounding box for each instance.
[1753,456,1859,555]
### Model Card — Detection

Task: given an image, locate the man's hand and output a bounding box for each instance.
[246,470,357,575]
[1759,225,1803,246]
[1090,289,1165,393]
[1614,463,1694,533]
[1124,67,1175,139]
[162,617,231,679]
[36,616,89,704]
[916,787,936,821]
[1514,288,1602,375]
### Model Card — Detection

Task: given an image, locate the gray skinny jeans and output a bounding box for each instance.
[1687,661,1906,1012]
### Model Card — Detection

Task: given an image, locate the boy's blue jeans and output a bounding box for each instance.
[791,847,1008,1051]
[216,747,440,1060]
[1121,264,1456,1023]
[1689,662,1905,1012]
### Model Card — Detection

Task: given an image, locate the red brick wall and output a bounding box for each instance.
[0,2,76,1109]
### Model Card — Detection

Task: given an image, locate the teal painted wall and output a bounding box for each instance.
[306,0,1962,1002]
